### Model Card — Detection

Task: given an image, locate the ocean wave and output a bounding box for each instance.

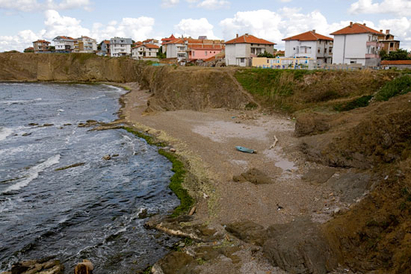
[102,84,127,94]
[0,98,42,106]
[0,127,13,142]
[3,155,61,193]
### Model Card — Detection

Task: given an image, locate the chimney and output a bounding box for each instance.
[380,29,383,33]
[236,34,239,38]
[312,29,316,33]
[386,29,390,34]
[245,33,249,37]
[350,22,353,27]
[363,23,366,26]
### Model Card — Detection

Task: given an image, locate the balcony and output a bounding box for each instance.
[366,41,384,48]
[365,54,379,59]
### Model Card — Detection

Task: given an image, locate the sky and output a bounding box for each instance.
[0,0,410,52]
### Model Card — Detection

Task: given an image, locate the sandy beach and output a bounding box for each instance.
[120,82,351,273]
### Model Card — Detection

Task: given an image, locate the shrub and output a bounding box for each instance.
[375,75,411,101]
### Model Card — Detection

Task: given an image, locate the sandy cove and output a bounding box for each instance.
[120,82,348,273]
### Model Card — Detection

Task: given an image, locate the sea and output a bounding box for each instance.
[0,83,180,273]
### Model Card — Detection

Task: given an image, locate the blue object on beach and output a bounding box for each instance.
[236,146,256,154]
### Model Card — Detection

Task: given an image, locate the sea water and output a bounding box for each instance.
[0,83,179,273]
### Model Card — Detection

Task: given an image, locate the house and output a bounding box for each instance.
[381,60,411,70]
[53,36,76,53]
[99,40,110,56]
[378,29,400,54]
[225,33,275,67]
[132,44,160,60]
[282,30,333,65]
[74,36,97,53]
[32,40,50,53]
[187,44,224,62]
[110,37,132,57]
[142,39,160,46]
[331,22,385,66]
[24,47,34,53]
[161,34,177,53]
[165,38,225,63]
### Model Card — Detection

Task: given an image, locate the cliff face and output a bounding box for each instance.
[0,53,252,111]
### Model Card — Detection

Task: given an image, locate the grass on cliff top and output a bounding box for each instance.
[235,68,399,113]
[123,126,193,217]
[375,74,411,101]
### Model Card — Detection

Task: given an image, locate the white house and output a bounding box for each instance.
[132,44,160,60]
[74,36,97,53]
[53,36,76,53]
[331,22,385,66]
[110,37,132,57]
[225,34,275,67]
[165,38,188,61]
[283,30,333,65]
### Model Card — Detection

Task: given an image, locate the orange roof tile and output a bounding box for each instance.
[33,40,50,44]
[225,34,275,45]
[331,23,385,36]
[381,60,411,65]
[283,31,333,41]
[144,44,159,49]
[188,44,224,50]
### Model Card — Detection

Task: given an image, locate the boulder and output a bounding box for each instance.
[263,217,338,274]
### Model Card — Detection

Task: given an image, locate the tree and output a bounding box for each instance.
[257,52,275,58]
[384,49,410,60]
[379,49,388,60]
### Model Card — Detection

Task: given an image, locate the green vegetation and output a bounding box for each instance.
[375,75,411,101]
[123,126,193,217]
[333,95,373,111]
[159,149,194,217]
[257,52,275,58]
[380,49,411,61]
[235,68,398,113]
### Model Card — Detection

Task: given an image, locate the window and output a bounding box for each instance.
[318,48,320,53]
[240,58,245,63]
[390,42,394,47]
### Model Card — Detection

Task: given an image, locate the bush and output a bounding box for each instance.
[375,75,411,101]
[334,95,373,111]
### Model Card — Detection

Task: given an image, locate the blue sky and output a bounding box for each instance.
[0,0,410,52]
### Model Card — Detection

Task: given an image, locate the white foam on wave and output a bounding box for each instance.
[0,98,42,105]
[102,84,127,94]
[3,154,61,193]
[0,127,13,141]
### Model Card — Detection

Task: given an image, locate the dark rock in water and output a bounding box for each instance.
[263,217,338,274]
[102,155,111,160]
[233,168,273,184]
[8,258,64,274]
[42,123,54,127]
[21,132,32,136]
[63,123,72,126]
[138,208,148,219]
[152,252,195,274]
[28,123,38,126]
[55,162,85,171]
[225,220,267,246]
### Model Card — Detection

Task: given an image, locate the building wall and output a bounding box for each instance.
[333,34,368,65]
[190,49,222,60]
[252,57,315,69]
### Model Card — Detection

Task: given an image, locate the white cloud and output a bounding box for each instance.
[161,0,179,8]
[0,0,92,12]
[174,18,217,39]
[220,9,351,47]
[0,29,38,52]
[42,9,90,39]
[0,10,157,52]
[378,17,411,50]
[196,0,229,10]
[349,0,411,17]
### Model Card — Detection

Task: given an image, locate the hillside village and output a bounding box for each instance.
[25,21,410,70]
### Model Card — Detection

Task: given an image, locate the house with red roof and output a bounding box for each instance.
[331,22,385,66]
[283,30,333,65]
[225,33,275,67]
[53,36,76,53]
[132,43,160,60]
[32,40,50,53]
[165,37,224,63]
